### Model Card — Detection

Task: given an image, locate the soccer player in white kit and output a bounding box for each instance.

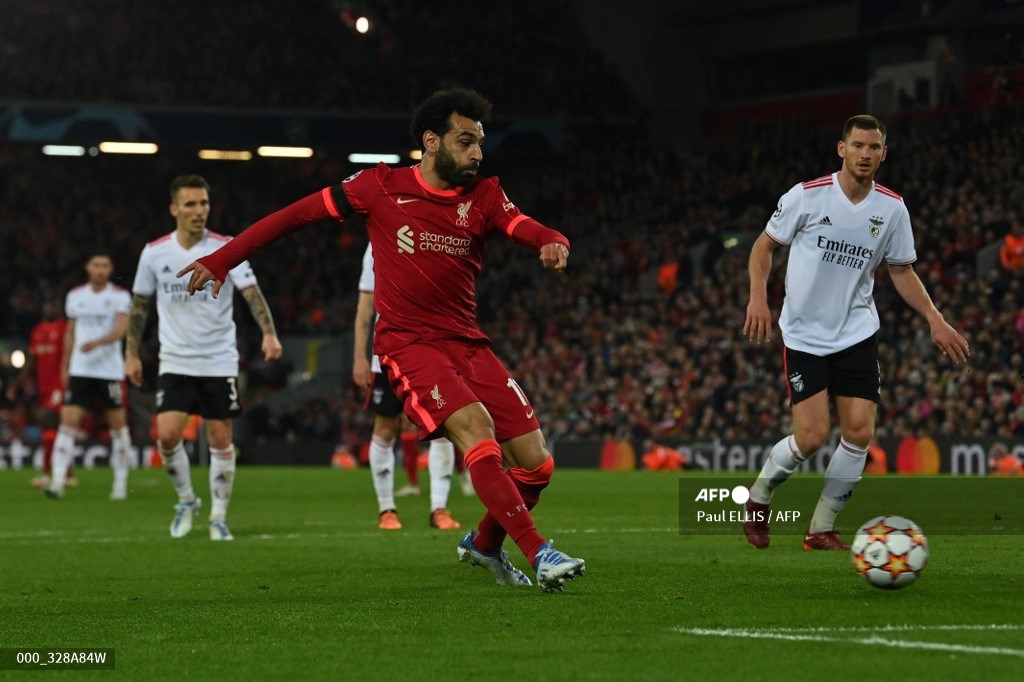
[353,244,464,530]
[742,115,970,550]
[45,251,133,500]
[125,175,283,541]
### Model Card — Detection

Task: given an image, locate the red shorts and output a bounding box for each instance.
[380,340,539,441]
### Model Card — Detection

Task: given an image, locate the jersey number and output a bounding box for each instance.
[107,381,123,404]
[506,378,529,407]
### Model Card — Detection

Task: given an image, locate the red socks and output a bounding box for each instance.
[509,456,554,509]
[464,439,546,563]
[400,433,420,486]
[466,442,553,564]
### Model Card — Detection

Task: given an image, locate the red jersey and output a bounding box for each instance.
[339,164,549,353]
[29,318,67,404]
[199,164,569,356]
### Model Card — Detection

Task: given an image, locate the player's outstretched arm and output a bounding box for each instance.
[177,191,337,297]
[744,232,778,344]
[888,263,970,366]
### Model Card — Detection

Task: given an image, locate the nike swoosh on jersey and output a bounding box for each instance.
[525,410,534,419]
[396,197,419,204]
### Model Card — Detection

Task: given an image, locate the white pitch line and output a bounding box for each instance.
[755,624,1024,633]
[673,627,1024,658]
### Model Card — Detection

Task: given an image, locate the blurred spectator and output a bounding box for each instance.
[998,218,1024,275]
[988,442,1024,476]
[865,438,889,474]
[640,439,686,472]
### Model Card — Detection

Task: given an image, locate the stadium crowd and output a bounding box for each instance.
[0,0,638,120]
[9,103,1021,450]
[2,7,1023,449]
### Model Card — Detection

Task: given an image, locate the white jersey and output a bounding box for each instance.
[357,243,382,373]
[766,172,916,355]
[132,230,258,376]
[65,283,132,380]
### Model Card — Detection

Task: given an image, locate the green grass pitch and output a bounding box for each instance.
[1,467,1022,680]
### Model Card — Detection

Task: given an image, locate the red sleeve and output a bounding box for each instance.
[504,215,570,251]
[197,190,336,281]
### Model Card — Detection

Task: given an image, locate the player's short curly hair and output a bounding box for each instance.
[843,115,887,144]
[410,87,492,150]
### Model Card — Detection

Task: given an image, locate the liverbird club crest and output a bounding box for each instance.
[456,201,472,227]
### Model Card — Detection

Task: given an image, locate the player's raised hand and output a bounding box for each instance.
[540,243,569,271]
[930,320,970,367]
[177,261,224,299]
[743,299,774,344]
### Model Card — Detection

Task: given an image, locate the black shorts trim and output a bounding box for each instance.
[157,374,242,419]
[64,376,125,410]
[784,334,880,405]
[365,371,403,418]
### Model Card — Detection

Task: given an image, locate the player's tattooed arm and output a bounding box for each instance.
[241,285,277,337]
[125,294,151,357]
[124,294,151,387]
[241,285,283,361]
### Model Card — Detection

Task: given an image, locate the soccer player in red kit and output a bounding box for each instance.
[179,88,585,592]
[6,299,73,488]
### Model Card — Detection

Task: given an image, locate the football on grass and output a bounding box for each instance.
[850,515,929,589]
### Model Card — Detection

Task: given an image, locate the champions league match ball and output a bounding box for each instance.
[850,515,929,590]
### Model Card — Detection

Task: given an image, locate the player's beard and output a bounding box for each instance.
[435,143,479,188]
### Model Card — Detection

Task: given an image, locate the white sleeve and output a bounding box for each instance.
[115,289,132,314]
[357,243,374,292]
[131,247,156,296]
[764,184,805,246]
[884,203,917,265]
[64,291,76,320]
[227,259,258,290]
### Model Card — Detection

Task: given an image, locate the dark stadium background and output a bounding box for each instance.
[0,0,1021,474]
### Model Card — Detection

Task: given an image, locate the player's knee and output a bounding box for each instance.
[205,421,232,449]
[157,435,182,451]
[794,427,829,455]
[510,455,554,488]
[374,415,399,441]
[842,427,873,450]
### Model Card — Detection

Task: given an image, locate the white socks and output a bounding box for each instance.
[209,446,236,520]
[749,435,805,504]
[162,441,195,503]
[48,425,78,493]
[369,435,396,513]
[810,438,868,533]
[428,438,455,511]
[110,426,132,489]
